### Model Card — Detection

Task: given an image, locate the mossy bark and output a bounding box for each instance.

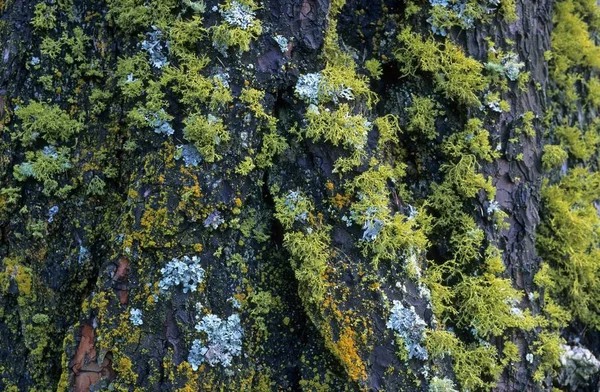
[1,0,599,391]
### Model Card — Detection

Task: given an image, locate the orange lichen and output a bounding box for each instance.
[331,326,367,382]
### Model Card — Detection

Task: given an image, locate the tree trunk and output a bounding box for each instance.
[1,0,599,391]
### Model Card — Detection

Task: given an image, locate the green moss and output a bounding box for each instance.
[162,59,212,112]
[116,54,151,100]
[319,62,378,108]
[240,88,272,124]
[550,0,600,98]
[395,28,487,106]
[255,130,288,168]
[541,144,568,170]
[485,91,511,112]
[442,155,495,200]
[515,111,536,138]
[304,104,369,172]
[532,332,565,382]
[40,37,62,60]
[0,187,20,220]
[13,147,73,196]
[210,76,233,111]
[426,330,503,391]
[31,2,56,32]
[373,114,400,148]
[555,124,599,161]
[283,228,329,310]
[586,77,600,108]
[86,175,107,196]
[344,162,429,265]
[405,95,440,140]
[235,156,255,175]
[106,0,176,33]
[14,101,83,146]
[454,248,540,337]
[444,119,500,163]
[536,167,600,328]
[304,104,369,148]
[182,114,229,163]
[211,0,262,53]
[274,190,313,230]
[169,15,207,56]
[364,59,383,79]
[500,0,518,22]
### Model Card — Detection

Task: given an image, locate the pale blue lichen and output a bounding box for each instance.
[48,205,59,223]
[485,53,524,81]
[175,144,203,167]
[204,210,224,229]
[220,1,257,29]
[295,73,322,104]
[487,200,501,215]
[360,206,385,242]
[183,0,206,13]
[429,376,458,392]
[387,300,429,360]
[502,53,525,81]
[284,190,309,223]
[159,255,205,294]
[485,92,503,113]
[273,35,289,52]
[213,71,230,88]
[148,109,175,136]
[129,308,143,326]
[141,27,169,68]
[188,313,243,369]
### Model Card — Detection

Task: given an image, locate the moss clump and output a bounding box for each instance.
[183,114,230,163]
[586,77,600,108]
[14,102,83,146]
[426,330,503,391]
[395,28,487,106]
[283,228,330,311]
[373,114,400,148]
[235,156,255,175]
[116,54,152,100]
[106,0,175,33]
[212,0,262,53]
[13,147,73,196]
[454,248,540,338]
[274,190,313,230]
[0,187,20,220]
[319,63,378,108]
[550,0,600,106]
[364,59,382,79]
[31,2,56,32]
[444,119,500,164]
[532,331,565,382]
[551,0,600,80]
[405,95,441,140]
[345,162,429,266]
[162,54,212,109]
[240,88,275,128]
[304,104,370,172]
[515,111,536,138]
[170,15,207,56]
[555,124,599,161]
[541,144,568,170]
[536,167,600,328]
[255,130,288,168]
